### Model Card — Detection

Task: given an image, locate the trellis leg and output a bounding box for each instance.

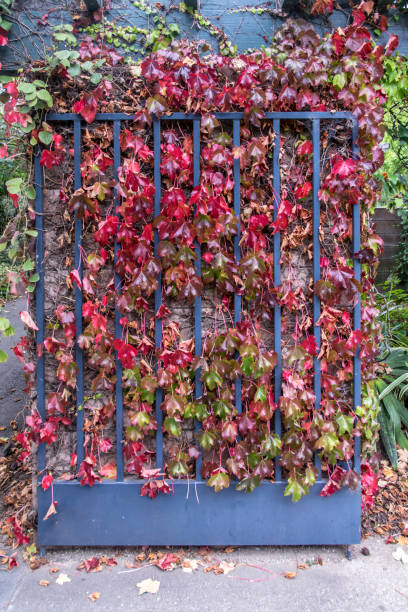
[273,119,282,482]
[113,120,124,482]
[312,118,322,478]
[35,149,45,476]
[352,117,361,475]
[73,117,84,467]
[153,117,163,470]
[193,118,203,479]
[233,119,242,414]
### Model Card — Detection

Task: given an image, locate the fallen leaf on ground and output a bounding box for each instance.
[56,572,71,585]
[284,571,297,579]
[88,592,100,602]
[8,557,17,570]
[393,547,408,564]
[182,558,199,573]
[224,547,235,553]
[136,552,146,562]
[155,552,179,571]
[137,578,160,595]
[397,536,408,546]
[39,580,50,587]
[297,563,307,570]
[49,567,60,574]
[219,561,235,575]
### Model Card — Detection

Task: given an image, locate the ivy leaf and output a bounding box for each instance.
[236,475,261,493]
[146,95,168,118]
[284,477,308,502]
[0,349,8,362]
[207,470,230,493]
[336,413,354,435]
[19,310,38,331]
[332,158,356,178]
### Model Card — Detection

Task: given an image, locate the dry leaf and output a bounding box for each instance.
[49,567,60,574]
[56,572,71,585]
[39,580,50,587]
[297,563,307,570]
[284,571,297,579]
[397,536,408,546]
[136,552,146,562]
[219,561,235,575]
[88,592,100,602]
[43,502,58,521]
[224,547,235,554]
[393,547,408,564]
[137,578,160,595]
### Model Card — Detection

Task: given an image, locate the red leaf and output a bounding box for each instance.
[294,182,312,199]
[297,141,313,156]
[385,34,399,56]
[301,335,318,356]
[332,158,356,178]
[41,474,53,491]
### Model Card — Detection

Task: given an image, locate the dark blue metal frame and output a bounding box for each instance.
[35,111,361,551]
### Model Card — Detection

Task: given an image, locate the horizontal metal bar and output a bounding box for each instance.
[46,111,355,122]
[38,481,361,547]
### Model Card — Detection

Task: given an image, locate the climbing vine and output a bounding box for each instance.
[0,0,395,543]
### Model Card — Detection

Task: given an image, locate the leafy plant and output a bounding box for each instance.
[376,348,408,467]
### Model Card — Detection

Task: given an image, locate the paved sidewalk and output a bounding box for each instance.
[1,537,408,612]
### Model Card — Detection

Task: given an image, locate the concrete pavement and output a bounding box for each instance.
[1,538,408,612]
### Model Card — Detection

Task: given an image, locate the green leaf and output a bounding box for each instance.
[36,90,53,107]
[22,259,35,272]
[235,475,261,493]
[241,355,254,376]
[163,416,181,438]
[207,471,230,493]
[0,317,11,332]
[29,273,40,283]
[18,82,36,94]
[0,349,8,363]
[284,477,308,502]
[6,177,23,195]
[254,385,266,403]
[25,230,38,237]
[332,73,347,90]
[25,185,36,199]
[90,72,102,85]
[203,370,222,390]
[67,64,82,77]
[335,414,354,435]
[39,131,53,145]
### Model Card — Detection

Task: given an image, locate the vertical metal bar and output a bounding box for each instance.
[312,119,321,478]
[74,118,84,467]
[233,119,242,415]
[272,119,282,482]
[352,118,361,474]
[34,149,45,474]
[193,118,202,479]
[113,120,124,482]
[153,118,163,470]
